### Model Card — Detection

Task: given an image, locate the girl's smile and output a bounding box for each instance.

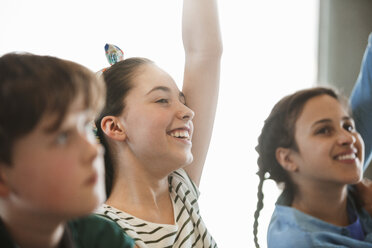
[291,94,364,185]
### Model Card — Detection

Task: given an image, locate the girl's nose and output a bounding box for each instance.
[338,129,356,146]
[177,103,195,121]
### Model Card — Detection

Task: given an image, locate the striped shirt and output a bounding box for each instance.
[96,169,218,248]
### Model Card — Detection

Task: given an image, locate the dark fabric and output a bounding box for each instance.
[59,225,75,248]
[69,214,134,248]
[0,215,134,248]
[0,218,17,248]
[347,204,365,241]
[0,218,74,248]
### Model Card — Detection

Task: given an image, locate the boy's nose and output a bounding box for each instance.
[81,132,103,165]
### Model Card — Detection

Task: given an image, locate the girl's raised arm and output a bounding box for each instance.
[351,33,372,170]
[182,0,223,186]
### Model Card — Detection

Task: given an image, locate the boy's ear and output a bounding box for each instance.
[0,165,11,197]
[100,116,127,141]
[275,147,299,172]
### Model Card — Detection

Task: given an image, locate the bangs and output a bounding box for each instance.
[0,53,105,164]
[45,60,106,132]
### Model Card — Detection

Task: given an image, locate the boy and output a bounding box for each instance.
[0,53,134,248]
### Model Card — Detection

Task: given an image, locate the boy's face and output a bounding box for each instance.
[1,97,105,219]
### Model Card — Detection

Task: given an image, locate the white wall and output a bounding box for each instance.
[0,0,317,247]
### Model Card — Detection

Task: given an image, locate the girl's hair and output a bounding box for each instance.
[252,87,341,248]
[0,53,105,165]
[95,57,153,197]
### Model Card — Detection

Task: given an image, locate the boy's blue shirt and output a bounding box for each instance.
[267,32,372,248]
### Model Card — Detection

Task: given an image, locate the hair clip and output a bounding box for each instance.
[96,44,124,77]
[105,44,124,65]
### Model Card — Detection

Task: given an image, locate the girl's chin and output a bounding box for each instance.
[183,154,194,165]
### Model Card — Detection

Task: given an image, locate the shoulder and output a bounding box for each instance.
[268,205,313,248]
[69,214,134,248]
[169,168,200,198]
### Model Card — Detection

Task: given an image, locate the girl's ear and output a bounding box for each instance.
[275,147,299,172]
[0,165,11,197]
[100,116,127,141]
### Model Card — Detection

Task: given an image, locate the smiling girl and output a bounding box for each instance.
[253,87,372,248]
[94,0,222,247]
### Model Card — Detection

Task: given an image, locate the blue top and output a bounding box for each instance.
[267,32,372,248]
[346,204,365,241]
[267,190,372,248]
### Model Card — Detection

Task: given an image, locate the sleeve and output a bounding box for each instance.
[350,33,372,170]
[69,214,135,248]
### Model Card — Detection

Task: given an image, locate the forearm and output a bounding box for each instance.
[182,0,223,58]
[350,33,372,169]
[181,0,222,185]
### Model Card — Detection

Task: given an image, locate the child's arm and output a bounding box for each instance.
[182,0,223,186]
[350,33,372,170]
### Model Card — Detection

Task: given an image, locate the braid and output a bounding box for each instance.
[253,170,265,248]
[252,87,340,248]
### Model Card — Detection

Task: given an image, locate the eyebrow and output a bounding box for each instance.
[146,86,170,95]
[311,116,353,127]
[146,86,186,103]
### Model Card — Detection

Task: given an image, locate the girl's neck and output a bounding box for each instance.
[291,182,349,226]
[1,206,65,248]
[107,158,175,224]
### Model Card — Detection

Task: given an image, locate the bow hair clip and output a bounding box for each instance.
[96,43,124,76]
[105,43,124,65]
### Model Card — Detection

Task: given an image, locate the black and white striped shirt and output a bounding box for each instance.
[96,169,218,248]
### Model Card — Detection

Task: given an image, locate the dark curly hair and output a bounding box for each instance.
[253,87,341,248]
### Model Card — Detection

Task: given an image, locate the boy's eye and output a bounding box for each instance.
[156,99,169,104]
[79,121,93,135]
[55,131,70,145]
[84,123,98,144]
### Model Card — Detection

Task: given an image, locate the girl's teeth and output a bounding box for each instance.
[170,130,189,138]
[337,153,356,160]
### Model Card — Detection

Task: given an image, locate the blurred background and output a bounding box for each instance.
[1,0,372,247]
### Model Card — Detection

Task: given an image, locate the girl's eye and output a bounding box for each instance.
[316,126,332,135]
[343,123,355,132]
[156,99,169,104]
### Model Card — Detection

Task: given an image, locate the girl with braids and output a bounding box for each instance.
[94,0,222,247]
[253,87,372,248]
